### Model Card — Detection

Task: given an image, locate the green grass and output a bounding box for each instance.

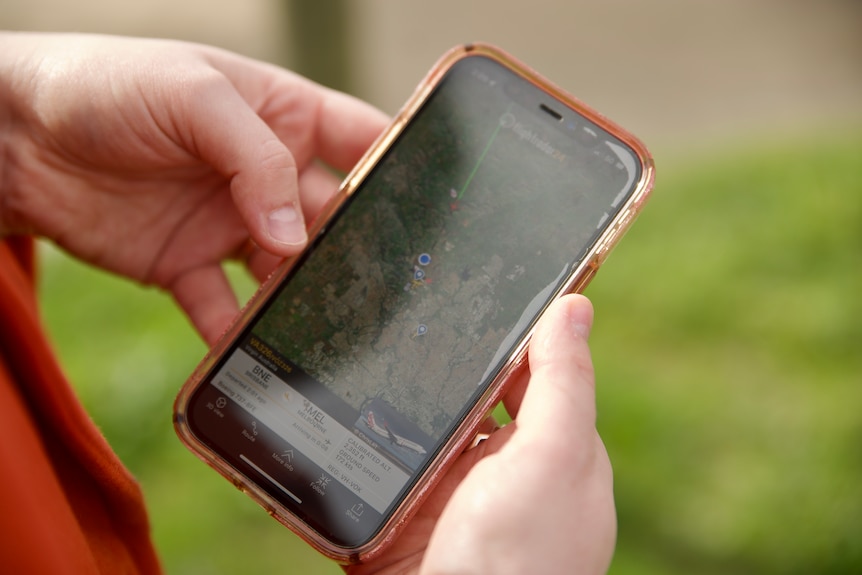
[38,132,862,574]
[590,134,862,575]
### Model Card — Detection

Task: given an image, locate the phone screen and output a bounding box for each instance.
[182,54,641,547]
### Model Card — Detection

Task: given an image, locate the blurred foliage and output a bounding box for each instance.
[591,133,862,575]
[38,132,862,574]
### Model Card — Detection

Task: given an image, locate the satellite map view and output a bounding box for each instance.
[252,60,633,444]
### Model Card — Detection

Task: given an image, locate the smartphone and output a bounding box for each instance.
[174,43,654,563]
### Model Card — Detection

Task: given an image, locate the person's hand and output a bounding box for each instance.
[349,294,616,575]
[0,32,387,344]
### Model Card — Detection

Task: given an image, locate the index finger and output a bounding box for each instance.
[206,48,389,174]
[313,88,390,173]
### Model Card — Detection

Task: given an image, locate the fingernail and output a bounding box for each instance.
[572,317,592,340]
[267,204,307,246]
[569,297,594,340]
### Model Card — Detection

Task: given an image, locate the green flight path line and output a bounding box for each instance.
[455,105,512,202]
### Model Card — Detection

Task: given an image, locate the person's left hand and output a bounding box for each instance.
[0,32,387,344]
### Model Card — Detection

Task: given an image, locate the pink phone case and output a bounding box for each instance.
[174,42,654,564]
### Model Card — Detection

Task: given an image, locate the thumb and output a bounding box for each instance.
[177,75,307,255]
[516,294,597,446]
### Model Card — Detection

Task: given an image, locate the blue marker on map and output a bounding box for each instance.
[416,324,428,336]
[418,253,431,266]
[414,268,426,281]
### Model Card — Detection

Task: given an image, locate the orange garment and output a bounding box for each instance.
[0,237,162,574]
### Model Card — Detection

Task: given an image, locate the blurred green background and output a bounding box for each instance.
[7,0,862,573]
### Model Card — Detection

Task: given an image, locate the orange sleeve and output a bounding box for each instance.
[0,238,162,574]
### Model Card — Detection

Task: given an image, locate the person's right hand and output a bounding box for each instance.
[348,294,617,575]
[0,32,388,344]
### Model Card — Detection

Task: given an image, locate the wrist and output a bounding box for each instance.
[0,31,50,238]
[0,31,32,238]
[0,33,13,237]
